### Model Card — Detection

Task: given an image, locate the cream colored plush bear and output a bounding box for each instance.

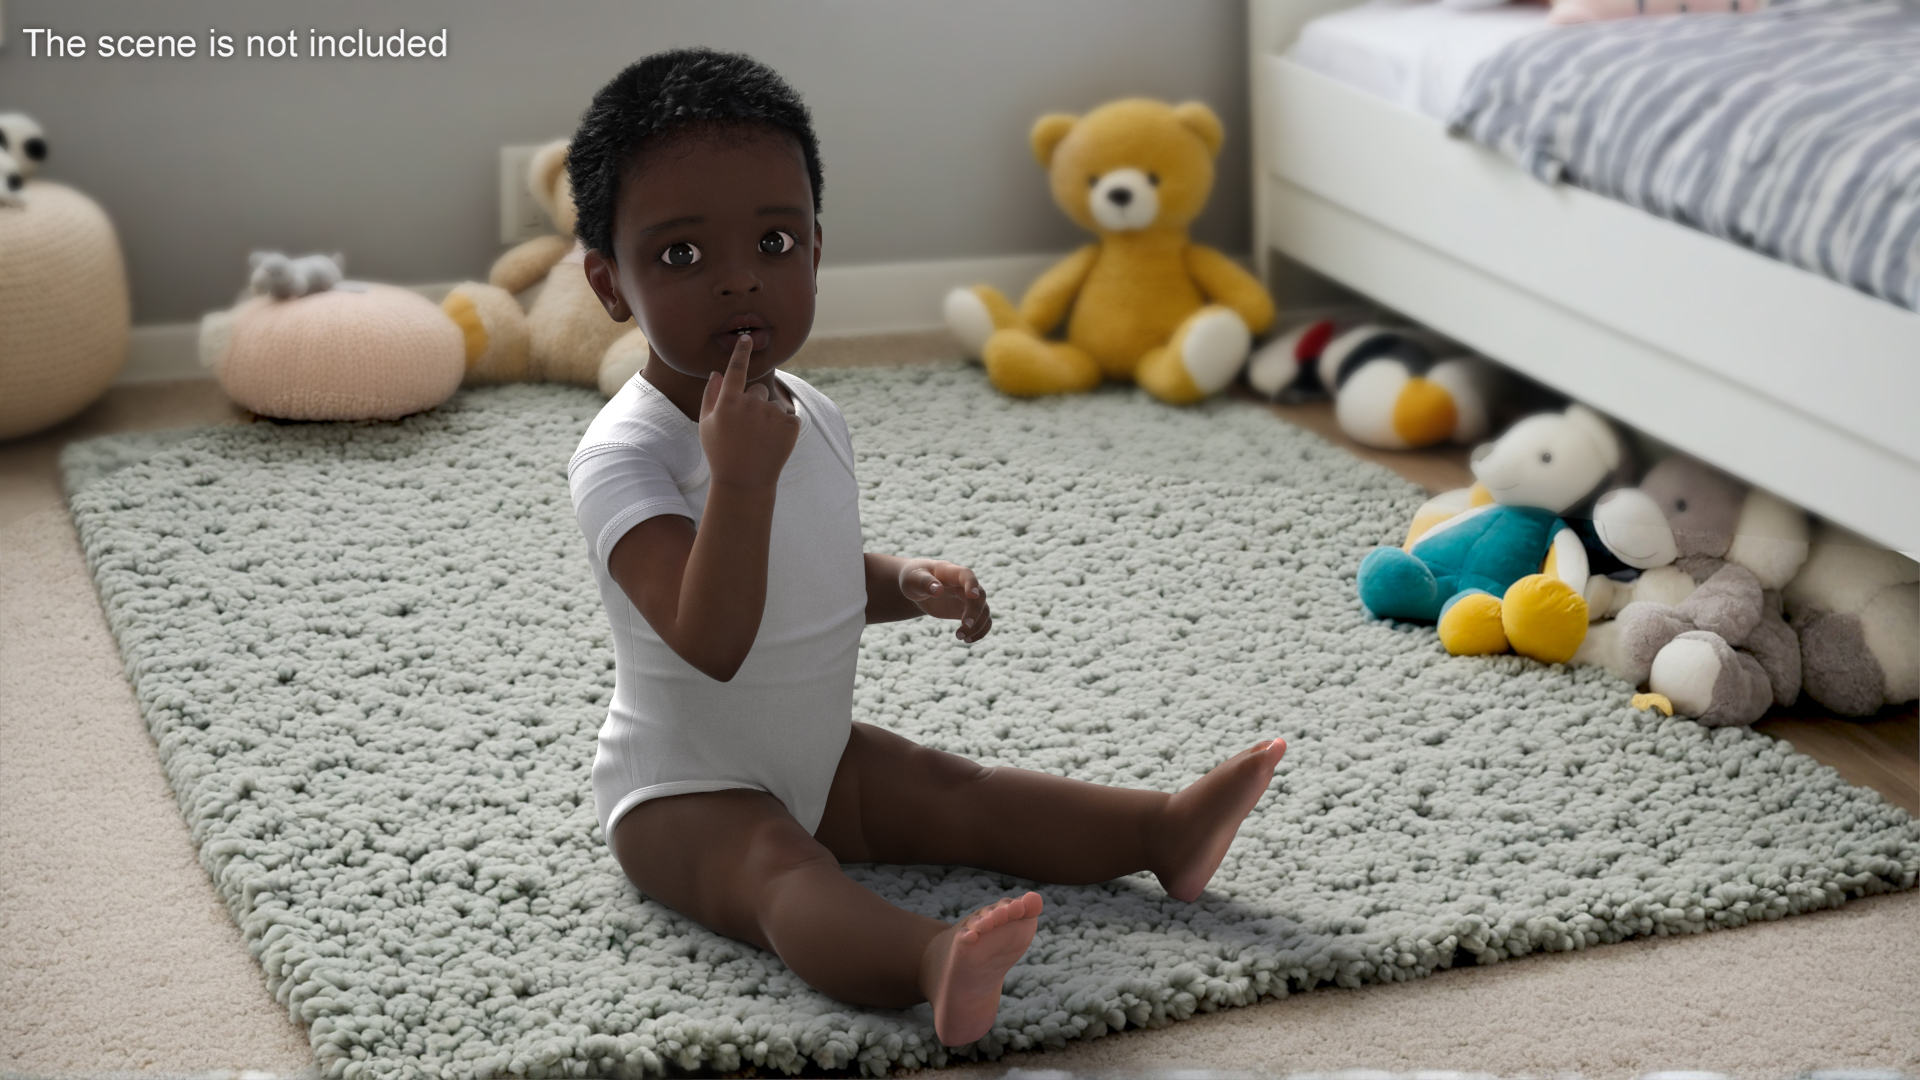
[442,140,649,397]
[944,99,1274,404]
[1785,525,1919,717]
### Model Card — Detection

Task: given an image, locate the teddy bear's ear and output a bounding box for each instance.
[529,140,569,219]
[1030,114,1077,168]
[1173,102,1225,157]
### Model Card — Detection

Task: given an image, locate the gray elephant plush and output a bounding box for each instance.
[1574,456,1810,726]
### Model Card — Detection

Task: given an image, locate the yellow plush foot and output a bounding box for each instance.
[944,286,1025,361]
[1439,592,1509,656]
[442,283,530,384]
[1135,307,1252,404]
[1502,574,1589,664]
[982,329,1102,396]
[1391,377,1458,447]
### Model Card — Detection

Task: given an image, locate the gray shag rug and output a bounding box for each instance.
[62,365,1919,1080]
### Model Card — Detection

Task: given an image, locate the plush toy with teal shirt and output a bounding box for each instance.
[1357,404,1625,663]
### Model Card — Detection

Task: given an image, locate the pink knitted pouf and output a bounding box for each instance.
[211,285,465,421]
[0,181,131,440]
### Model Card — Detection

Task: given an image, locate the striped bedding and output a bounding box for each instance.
[1448,0,1920,312]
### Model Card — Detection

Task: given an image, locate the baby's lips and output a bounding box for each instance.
[717,326,771,352]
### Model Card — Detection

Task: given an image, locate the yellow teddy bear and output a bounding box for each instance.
[944,99,1274,404]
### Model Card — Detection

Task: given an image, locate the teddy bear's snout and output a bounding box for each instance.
[1090,168,1160,232]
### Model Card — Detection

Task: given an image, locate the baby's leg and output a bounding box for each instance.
[612,788,1042,1045]
[815,724,1285,902]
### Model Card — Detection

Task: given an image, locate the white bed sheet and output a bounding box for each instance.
[1289,0,1552,120]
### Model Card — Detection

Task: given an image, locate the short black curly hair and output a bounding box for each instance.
[568,48,823,259]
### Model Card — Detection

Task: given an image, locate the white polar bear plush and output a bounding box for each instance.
[1359,403,1627,664]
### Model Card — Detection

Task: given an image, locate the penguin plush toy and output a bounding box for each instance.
[1248,321,1504,451]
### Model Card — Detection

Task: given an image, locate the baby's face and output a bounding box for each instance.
[586,126,820,385]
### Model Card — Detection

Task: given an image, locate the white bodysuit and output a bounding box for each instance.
[568,371,867,846]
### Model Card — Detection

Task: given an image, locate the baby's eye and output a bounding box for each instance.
[759,230,797,255]
[660,242,701,267]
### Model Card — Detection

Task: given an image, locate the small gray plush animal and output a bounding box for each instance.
[248,251,345,299]
[0,112,47,181]
[1575,455,1810,726]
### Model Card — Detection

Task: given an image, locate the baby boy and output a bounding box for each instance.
[566,47,1287,1047]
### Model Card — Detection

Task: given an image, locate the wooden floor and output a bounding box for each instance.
[3,336,1913,814]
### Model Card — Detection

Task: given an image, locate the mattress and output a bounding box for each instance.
[1288,0,1552,121]
[1450,0,1920,313]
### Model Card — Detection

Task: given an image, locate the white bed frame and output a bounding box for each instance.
[1249,0,1920,553]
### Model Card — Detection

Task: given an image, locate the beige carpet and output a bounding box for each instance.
[3,361,1917,1078]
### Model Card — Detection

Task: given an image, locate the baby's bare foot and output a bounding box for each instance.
[1156,738,1287,902]
[923,892,1044,1046]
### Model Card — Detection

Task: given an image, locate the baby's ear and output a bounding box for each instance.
[1030,114,1077,167]
[1173,102,1224,158]
[582,248,631,323]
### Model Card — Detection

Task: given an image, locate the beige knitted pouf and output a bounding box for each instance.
[209,285,465,421]
[0,181,131,440]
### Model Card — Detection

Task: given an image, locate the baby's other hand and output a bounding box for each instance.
[900,560,992,643]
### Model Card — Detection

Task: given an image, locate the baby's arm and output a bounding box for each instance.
[864,554,993,643]
[607,337,801,681]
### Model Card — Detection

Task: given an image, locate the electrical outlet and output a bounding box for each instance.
[499,144,551,245]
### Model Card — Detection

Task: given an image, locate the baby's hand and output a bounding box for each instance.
[699,333,800,490]
[900,560,992,643]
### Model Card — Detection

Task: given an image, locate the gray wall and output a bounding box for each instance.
[0,1,1251,325]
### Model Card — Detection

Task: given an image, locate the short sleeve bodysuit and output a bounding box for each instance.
[568,371,866,847]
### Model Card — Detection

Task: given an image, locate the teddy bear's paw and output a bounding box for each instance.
[982,331,1101,397]
[1613,601,1692,684]
[1502,573,1588,664]
[443,283,530,385]
[1438,590,1509,656]
[1741,608,1803,707]
[945,286,1020,362]
[1650,631,1771,726]
[598,329,650,397]
[1572,618,1637,682]
[1178,307,1254,397]
[198,305,246,374]
[1797,610,1891,716]
[1861,583,1919,705]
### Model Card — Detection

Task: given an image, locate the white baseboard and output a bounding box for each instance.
[810,252,1063,337]
[121,323,206,385]
[118,253,1069,386]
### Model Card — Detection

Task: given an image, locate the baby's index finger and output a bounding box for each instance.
[722,332,753,392]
